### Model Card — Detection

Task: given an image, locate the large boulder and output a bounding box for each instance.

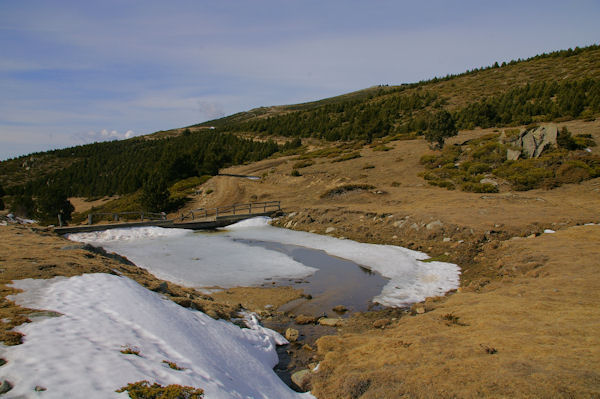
[501,124,558,159]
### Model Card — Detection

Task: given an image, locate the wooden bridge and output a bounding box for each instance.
[54,201,281,234]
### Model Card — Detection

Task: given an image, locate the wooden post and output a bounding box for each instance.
[58,213,63,227]
[114,213,119,222]
[216,208,219,218]
[249,203,252,214]
[88,214,93,225]
[141,212,144,221]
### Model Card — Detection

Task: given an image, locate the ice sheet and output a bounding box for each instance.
[2,274,314,398]
[68,227,317,288]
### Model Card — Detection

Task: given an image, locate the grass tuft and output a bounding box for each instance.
[120,346,141,356]
[116,380,204,398]
[162,360,185,371]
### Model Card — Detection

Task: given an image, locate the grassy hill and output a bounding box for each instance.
[1,44,598,216]
[195,45,600,141]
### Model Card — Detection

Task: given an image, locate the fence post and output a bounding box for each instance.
[88,214,93,225]
[191,211,194,220]
[233,205,236,215]
[216,208,219,218]
[141,212,144,221]
[58,213,63,227]
[113,213,119,222]
[249,203,252,214]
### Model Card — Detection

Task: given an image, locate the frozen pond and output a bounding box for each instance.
[68,217,460,308]
[239,239,389,315]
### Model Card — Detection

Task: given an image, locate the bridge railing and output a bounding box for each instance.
[182,200,280,221]
[86,211,167,225]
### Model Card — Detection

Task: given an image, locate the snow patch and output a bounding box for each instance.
[3,274,314,398]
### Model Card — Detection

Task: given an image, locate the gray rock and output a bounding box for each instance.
[503,124,558,159]
[325,227,336,234]
[291,369,312,391]
[426,220,443,231]
[506,148,521,161]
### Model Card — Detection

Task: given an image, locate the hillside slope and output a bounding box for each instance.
[197,45,600,141]
[186,118,600,397]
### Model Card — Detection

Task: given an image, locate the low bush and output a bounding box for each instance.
[494,160,553,191]
[554,160,592,184]
[293,160,314,169]
[320,184,375,198]
[332,152,361,163]
[371,144,392,151]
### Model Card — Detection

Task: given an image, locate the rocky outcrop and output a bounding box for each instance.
[500,124,558,159]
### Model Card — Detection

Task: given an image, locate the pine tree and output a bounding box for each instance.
[36,187,75,224]
[425,110,457,149]
[141,175,170,212]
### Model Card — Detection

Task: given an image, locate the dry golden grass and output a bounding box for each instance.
[187,118,600,397]
[310,225,600,398]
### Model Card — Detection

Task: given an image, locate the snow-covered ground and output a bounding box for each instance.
[68,225,317,288]
[2,273,314,398]
[69,217,460,307]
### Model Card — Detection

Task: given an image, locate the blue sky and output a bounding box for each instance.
[1,1,599,160]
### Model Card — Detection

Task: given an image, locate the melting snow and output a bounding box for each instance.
[2,273,314,398]
[69,217,460,307]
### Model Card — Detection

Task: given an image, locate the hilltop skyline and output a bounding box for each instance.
[1,0,599,160]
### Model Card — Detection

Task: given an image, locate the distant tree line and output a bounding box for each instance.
[224,91,438,141]
[218,77,599,142]
[454,78,600,129]
[0,130,287,223]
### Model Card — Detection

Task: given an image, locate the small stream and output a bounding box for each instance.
[238,239,388,316]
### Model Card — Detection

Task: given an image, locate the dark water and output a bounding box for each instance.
[236,239,391,390]
[236,239,389,317]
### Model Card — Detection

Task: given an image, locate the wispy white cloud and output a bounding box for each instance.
[0,0,598,160]
[72,129,137,145]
